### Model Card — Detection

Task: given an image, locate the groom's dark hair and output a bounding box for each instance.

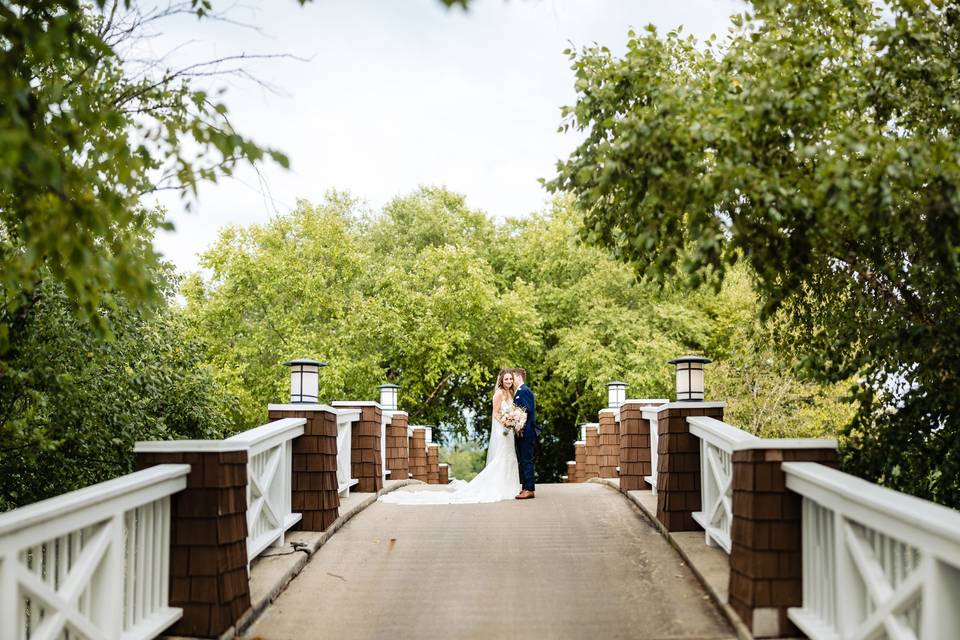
[513,367,527,382]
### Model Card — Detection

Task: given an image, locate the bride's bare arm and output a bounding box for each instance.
[492,390,503,417]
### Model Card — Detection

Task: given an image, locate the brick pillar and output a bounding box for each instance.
[268,406,339,531]
[618,400,667,492]
[439,463,449,484]
[728,445,839,638]
[584,425,600,480]
[566,461,576,482]
[409,428,428,482]
[598,409,619,478]
[385,412,410,481]
[336,404,383,493]
[426,444,440,484]
[135,448,250,638]
[655,403,725,531]
[573,441,586,483]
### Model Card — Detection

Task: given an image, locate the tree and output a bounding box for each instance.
[0,266,233,510]
[550,0,960,506]
[0,1,293,348]
[183,189,540,434]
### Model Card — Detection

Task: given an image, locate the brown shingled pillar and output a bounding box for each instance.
[598,409,619,478]
[409,428,428,482]
[268,406,340,531]
[566,461,576,482]
[426,444,440,484]
[385,412,410,481]
[728,445,838,638]
[573,441,586,483]
[439,463,449,485]
[583,425,600,480]
[618,400,666,492]
[338,404,383,493]
[135,449,250,638]
[655,404,724,531]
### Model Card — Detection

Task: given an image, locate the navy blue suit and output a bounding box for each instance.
[513,383,537,492]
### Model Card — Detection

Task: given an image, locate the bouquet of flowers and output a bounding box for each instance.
[498,403,527,436]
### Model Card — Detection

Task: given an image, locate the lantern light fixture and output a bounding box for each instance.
[283,358,326,403]
[378,383,399,410]
[668,355,711,402]
[606,381,628,408]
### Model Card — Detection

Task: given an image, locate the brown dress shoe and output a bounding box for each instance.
[515,490,535,500]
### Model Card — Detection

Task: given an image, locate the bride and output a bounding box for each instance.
[379,369,521,505]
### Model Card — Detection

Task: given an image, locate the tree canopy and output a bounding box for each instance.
[550,0,960,507]
[183,186,851,483]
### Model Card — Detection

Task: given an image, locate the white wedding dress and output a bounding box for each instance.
[379,399,521,505]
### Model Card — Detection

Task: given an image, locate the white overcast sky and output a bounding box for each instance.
[147,0,742,274]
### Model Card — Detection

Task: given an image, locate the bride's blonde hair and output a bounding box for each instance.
[495,368,517,397]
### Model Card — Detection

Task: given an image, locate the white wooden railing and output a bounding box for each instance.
[784,462,960,640]
[336,408,360,496]
[0,464,190,640]
[687,416,759,553]
[225,417,305,561]
[643,409,661,493]
[380,412,392,480]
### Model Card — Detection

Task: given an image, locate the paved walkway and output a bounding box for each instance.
[244,483,734,640]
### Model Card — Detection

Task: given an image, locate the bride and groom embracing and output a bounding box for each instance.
[379,367,538,505]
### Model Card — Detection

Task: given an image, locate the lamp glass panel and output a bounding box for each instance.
[301,366,319,401]
[689,366,704,399]
[675,366,690,395]
[290,367,303,401]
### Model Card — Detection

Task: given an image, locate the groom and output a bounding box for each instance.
[512,368,537,500]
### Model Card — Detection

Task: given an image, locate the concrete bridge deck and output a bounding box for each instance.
[244,483,734,640]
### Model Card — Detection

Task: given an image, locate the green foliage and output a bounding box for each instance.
[0,268,233,510]
[550,0,960,508]
[183,189,540,433]
[186,188,845,483]
[441,441,487,481]
[0,0,289,350]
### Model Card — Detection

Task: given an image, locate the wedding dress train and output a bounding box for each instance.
[378,401,520,505]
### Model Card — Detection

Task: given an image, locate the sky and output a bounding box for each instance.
[147,0,743,274]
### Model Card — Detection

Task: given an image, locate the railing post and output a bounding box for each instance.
[583,424,600,480]
[427,444,441,484]
[573,441,586,483]
[598,409,619,478]
[618,399,668,492]
[135,447,250,638]
[654,402,725,531]
[267,404,342,531]
[332,401,384,493]
[385,411,410,481]
[728,443,838,638]
[409,427,429,482]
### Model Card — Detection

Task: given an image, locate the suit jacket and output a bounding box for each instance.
[514,384,538,438]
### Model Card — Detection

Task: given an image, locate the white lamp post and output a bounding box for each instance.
[283,358,326,403]
[378,384,399,410]
[606,381,628,408]
[668,355,710,402]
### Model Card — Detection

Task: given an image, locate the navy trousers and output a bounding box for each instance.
[517,430,535,491]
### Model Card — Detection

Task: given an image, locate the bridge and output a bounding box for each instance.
[1,359,958,640]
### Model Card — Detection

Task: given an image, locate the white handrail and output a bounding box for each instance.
[336,408,360,496]
[642,409,660,493]
[784,462,960,639]
[688,416,759,553]
[0,465,190,640]
[687,416,760,450]
[229,419,305,562]
[225,417,305,457]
